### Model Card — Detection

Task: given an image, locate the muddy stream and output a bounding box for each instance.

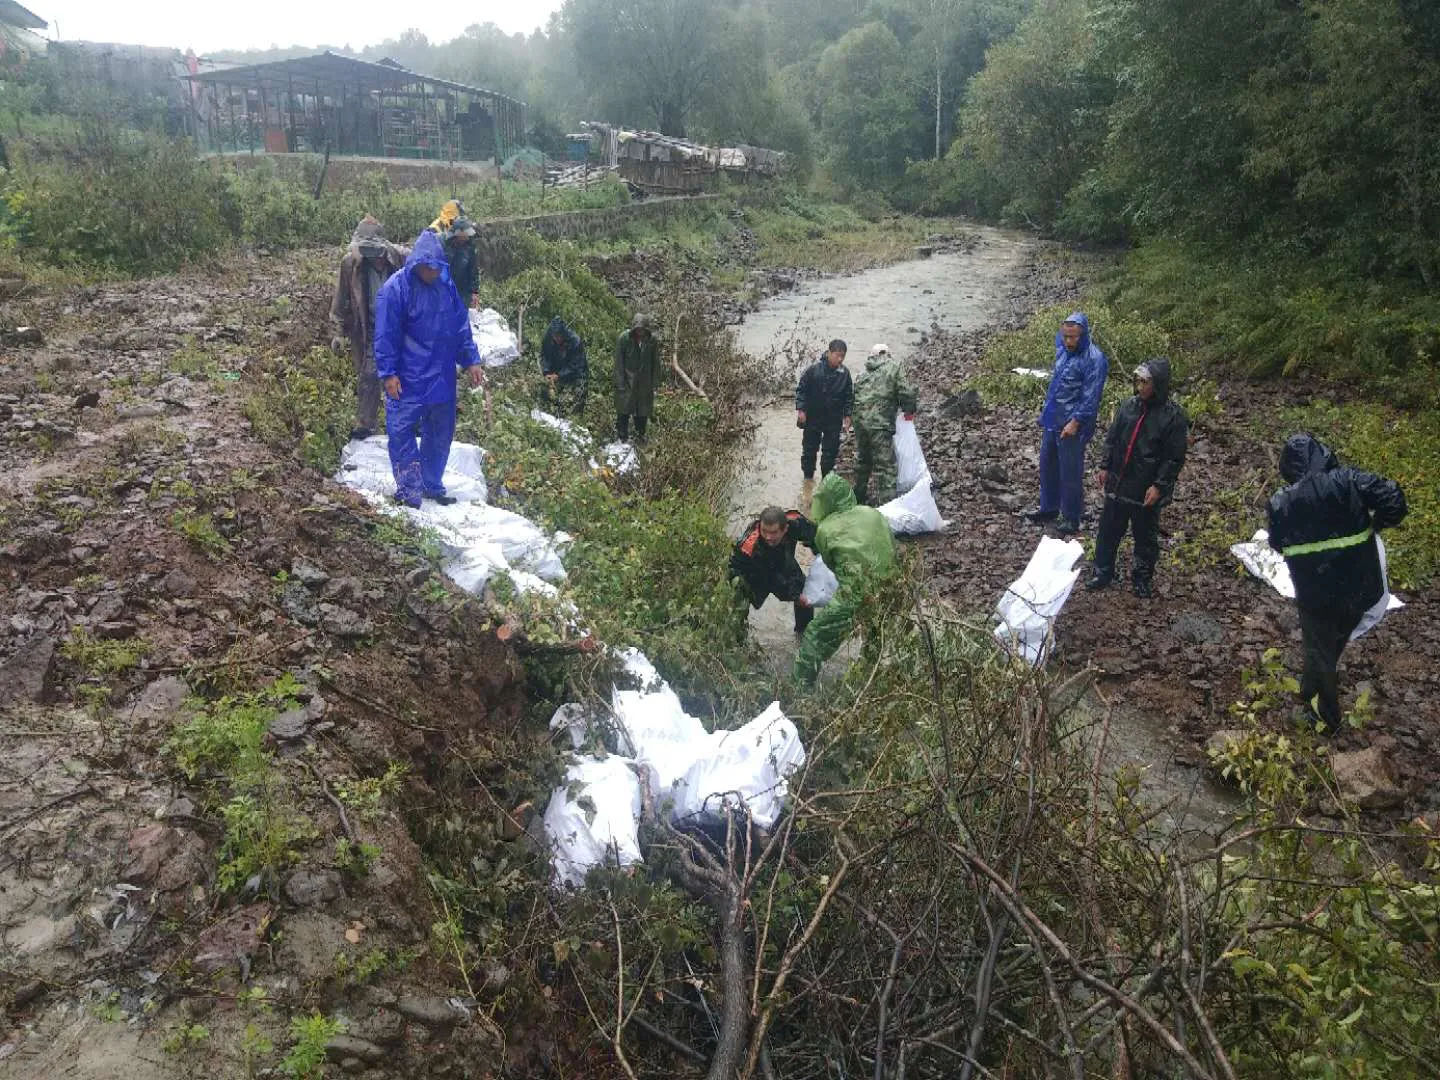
[727,226,1235,834]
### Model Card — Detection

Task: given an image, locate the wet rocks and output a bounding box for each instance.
[325,1034,385,1066]
[939,390,983,419]
[1172,612,1226,646]
[397,995,468,1028]
[281,583,321,627]
[1332,746,1405,810]
[320,604,374,638]
[192,903,272,974]
[0,634,56,705]
[290,557,331,588]
[283,868,343,907]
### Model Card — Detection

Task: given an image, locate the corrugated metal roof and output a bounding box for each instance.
[0,0,47,30]
[185,50,524,109]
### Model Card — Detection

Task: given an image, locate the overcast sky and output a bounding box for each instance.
[36,0,567,54]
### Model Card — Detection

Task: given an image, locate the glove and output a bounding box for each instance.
[330,335,347,354]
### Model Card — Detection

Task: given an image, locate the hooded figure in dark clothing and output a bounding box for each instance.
[540,316,588,414]
[330,216,408,440]
[1086,357,1188,597]
[1267,433,1408,731]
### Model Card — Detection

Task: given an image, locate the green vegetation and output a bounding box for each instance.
[165,676,317,892]
[171,507,233,558]
[279,1012,342,1080]
[60,627,150,676]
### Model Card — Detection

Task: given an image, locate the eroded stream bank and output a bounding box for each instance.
[727,227,1235,829]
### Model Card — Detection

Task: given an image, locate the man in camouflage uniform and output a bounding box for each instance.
[851,344,918,505]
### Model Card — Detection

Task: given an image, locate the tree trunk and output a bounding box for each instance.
[707,885,749,1080]
[935,41,943,159]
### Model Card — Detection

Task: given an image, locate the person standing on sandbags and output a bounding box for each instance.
[1026,312,1108,536]
[329,215,409,442]
[1085,358,1189,599]
[795,339,854,480]
[851,343,918,506]
[1267,434,1407,733]
[794,473,897,686]
[373,230,486,509]
[615,313,661,444]
[730,506,819,636]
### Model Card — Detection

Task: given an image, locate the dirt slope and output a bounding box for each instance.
[0,254,540,1077]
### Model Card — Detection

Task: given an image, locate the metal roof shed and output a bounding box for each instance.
[184,51,526,164]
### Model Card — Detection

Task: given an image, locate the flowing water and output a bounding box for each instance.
[726,226,1236,832]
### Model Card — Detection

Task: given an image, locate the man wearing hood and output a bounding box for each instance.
[1267,434,1407,731]
[793,473,897,685]
[540,316,589,414]
[1086,358,1188,598]
[851,343,918,505]
[615,313,660,443]
[443,218,479,308]
[795,339,854,480]
[330,215,408,441]
[372,230,486,509]
[1028,312,1109,535]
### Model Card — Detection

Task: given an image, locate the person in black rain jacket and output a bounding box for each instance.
[794,339,854,480]
[1086,358,1189,598]
[1267,433,1407,731]
[540,316,588,414]
[730,506,818,633]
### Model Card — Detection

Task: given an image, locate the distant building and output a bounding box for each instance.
[0,0,48,59]
[184,51,526,165]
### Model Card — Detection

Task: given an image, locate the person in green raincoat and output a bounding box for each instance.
[614,312,661,443]
[851,343,918,505]
[793,473,898,685]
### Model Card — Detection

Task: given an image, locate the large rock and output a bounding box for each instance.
[1333,747,1405,810]
[283,868,343,907]
[0,635,56,705]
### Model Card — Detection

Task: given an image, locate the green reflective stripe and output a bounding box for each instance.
[1281,527,1372,557]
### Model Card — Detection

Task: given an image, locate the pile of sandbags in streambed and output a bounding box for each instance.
[879,416,947,535]
[530,409,638,476]
[543,650,806,886]
[336,436,569,596]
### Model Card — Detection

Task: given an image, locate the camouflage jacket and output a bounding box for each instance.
[852,354,918,436]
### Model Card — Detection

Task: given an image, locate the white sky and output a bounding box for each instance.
[35,0,567,54]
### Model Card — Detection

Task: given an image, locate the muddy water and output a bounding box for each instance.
[727,228,1032,654]
[727,227,1235,831]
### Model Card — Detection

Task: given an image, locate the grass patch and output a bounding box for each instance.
[1285,399,1440,589]
[244,345,356,474]
[1097,239,1440,398]
[61,628,150,676]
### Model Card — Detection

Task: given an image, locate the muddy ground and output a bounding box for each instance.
[904,253,1439,815]
[0,253,557,1077]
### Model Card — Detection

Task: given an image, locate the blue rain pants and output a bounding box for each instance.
[1038,424,1093,525]
[386,395,457,506]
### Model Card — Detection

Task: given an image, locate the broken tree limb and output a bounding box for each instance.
[670,314,708,400]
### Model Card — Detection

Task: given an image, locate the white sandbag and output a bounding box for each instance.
[550,704,593,750]
[801,555,839,608]
[1230,529,1402,641]
[893,417,928,495]
[994,537,1084,666]
[879,471,948,535]
[338,435,487,505]
[611,649,708,792]
[470,308,521,368]
[531,408,592,454]
[543,755,642,886]
[601,442,639,475]
[1011,367,1051,379]
[670,702,806,830]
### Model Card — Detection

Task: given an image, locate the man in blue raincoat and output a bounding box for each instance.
[1026,312,1108,535]
[373,230,485,509]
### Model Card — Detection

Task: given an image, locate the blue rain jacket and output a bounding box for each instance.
[1039,312,1108,431]
[373,230,482,405]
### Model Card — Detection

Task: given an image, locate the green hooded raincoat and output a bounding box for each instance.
[793,473,898,684]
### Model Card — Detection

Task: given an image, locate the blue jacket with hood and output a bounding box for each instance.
[373,230,482,405]
[1039,312,1108,432]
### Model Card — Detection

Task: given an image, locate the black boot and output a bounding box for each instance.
[1085,569,1113,591]
[1132,578,1153,599]
[1024,508,1059,524]
[793,601,814,635]
[1056,519,1081,537]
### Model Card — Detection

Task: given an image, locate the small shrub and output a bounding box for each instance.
[171,507,231,557]
[61,627,150,676]
[280,1012,341,1080]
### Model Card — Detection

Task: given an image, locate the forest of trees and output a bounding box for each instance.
[214,0,1440,287]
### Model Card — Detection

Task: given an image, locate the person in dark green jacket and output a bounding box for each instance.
[851,344,918,504]
[615,313,661,443]
[793,473,898,685]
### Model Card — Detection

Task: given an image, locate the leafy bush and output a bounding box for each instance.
[4,132,233,272]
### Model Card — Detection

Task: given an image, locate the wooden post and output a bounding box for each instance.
[287,75,297,152]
